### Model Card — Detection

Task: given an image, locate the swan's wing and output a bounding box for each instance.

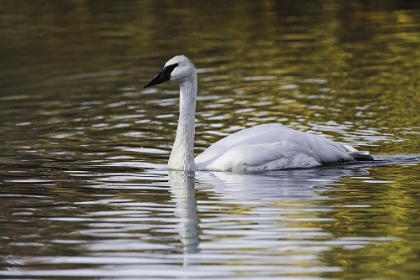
[195,124,354,171]
[195,124,283,166]
[204,141,321,171]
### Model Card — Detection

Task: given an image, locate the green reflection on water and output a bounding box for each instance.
[1,0,418,158]
[318,163,420,279]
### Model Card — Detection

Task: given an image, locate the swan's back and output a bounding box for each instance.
[195,124,364,172]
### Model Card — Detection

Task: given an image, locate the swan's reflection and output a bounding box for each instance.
[168,171,200,267]
[167,163,374,270]
[195,163,371,201]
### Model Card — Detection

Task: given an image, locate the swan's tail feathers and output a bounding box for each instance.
[349,151,374,161]
[343,145,374,161]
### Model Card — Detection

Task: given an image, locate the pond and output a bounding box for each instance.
[0,0,420,279]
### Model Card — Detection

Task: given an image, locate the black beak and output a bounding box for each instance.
[144,63,179,89]
[144,68,167,88]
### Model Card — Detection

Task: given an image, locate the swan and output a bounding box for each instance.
[144,55,373,172]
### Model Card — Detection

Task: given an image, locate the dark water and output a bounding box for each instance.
[1,0,420,279]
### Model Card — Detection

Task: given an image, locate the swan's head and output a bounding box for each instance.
[144,55,195,88]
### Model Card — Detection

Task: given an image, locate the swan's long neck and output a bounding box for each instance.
[168,74,197,171]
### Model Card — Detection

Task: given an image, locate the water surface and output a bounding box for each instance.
[1,1,420,279]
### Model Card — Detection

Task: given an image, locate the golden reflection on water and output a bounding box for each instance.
[0,0,419,158]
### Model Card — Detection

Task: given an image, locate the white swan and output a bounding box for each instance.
[144,55,373,172]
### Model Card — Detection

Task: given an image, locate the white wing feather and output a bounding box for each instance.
[195,124,355,172]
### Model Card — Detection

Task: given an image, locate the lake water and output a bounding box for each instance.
[1,1,420,279]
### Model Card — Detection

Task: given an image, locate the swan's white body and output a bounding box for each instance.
[144,55,372,172]
[195,123,358,172]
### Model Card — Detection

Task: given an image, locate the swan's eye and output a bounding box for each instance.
[144,63,179,88]
[163,63,179,79]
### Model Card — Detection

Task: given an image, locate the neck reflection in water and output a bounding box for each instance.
[168,171,200,266]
